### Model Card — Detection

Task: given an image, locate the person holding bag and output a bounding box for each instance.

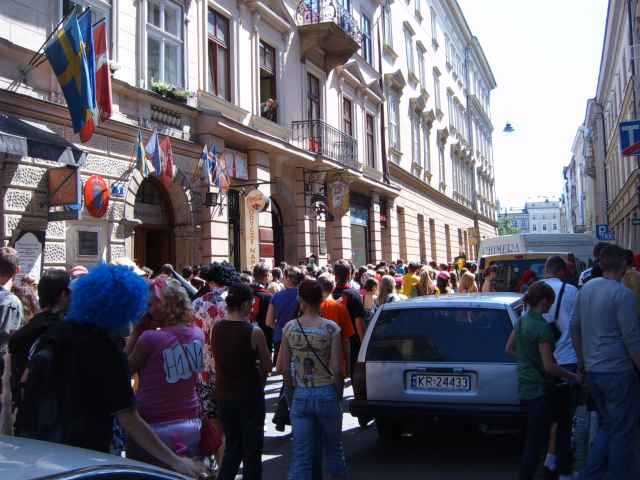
[277,279,346,480]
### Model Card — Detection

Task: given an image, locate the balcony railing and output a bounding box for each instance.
[295,0,362,45]
[291,119,359,169]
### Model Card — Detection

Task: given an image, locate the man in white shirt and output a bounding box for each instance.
[541,255,579,480]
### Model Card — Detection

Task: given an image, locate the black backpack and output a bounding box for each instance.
[15,326,82,444]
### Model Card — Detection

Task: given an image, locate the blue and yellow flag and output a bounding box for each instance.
[45,12,96,143]
[135,130,149,178]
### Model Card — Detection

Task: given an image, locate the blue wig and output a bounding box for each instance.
[66,263,149,331]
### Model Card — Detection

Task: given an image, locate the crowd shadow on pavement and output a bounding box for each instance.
[262,374,522,479]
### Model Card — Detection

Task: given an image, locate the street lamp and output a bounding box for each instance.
[503,122,515,133]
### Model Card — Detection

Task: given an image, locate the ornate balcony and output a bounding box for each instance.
[295,0,362,73]
[291,119,359,170]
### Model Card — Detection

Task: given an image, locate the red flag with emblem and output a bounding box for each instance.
[93,18,112,122]
[159,136,175,188]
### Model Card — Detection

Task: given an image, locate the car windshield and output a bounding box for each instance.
[366,307,514,363]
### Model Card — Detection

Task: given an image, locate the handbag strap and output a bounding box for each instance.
[554,282,567,323]
[295,317,334,378]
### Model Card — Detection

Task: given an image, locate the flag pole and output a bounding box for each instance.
[11,6,78,91]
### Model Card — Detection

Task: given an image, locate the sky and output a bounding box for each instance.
[457,0,608,210]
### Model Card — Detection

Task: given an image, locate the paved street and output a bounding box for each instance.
[261,375,521,480]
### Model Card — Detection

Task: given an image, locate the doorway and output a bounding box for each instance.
[133,178,174,272]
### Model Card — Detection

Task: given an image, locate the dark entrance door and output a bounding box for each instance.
[133,178,174,272]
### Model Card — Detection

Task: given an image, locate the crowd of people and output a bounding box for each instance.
[510,242,640,480]
[0,240,638,479]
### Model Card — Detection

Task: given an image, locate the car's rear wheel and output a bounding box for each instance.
[375,417,401,440]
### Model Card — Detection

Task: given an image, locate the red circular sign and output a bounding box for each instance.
[84,175,110,218]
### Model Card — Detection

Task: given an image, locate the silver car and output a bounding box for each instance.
[0,435,192,480]
[350,293,524,439]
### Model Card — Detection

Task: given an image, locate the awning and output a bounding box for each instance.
[0,113,86,166]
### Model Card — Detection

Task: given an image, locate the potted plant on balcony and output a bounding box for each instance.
[151,81,194,104]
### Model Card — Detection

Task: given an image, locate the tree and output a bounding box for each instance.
[497,217,520,236]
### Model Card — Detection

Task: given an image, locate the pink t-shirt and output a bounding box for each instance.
[136,325,205,424]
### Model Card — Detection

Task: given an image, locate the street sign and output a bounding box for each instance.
[632,218,640,226]
[620,120,640,155]
[596,224,615,241]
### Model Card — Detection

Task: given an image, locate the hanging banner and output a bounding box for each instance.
[327,176,350,218]
[244,193,260,268]
[84,175,110,218]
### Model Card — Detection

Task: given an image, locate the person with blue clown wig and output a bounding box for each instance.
[15,263,207,478]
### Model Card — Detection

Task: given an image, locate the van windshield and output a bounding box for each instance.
[493,259,547,292]
[366,307,514,363]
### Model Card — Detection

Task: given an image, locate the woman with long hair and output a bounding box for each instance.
[458,271,479,293]
[361,277,378,334]
[417,268,437,296]
[277,279,346,480]
[377,275,401,306]
[127,277,205,466]
[212,283,271,480]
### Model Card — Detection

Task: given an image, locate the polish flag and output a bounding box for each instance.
[93,18,112,122]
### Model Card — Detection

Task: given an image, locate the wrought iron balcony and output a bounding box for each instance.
[295,0,362,72]
[291,119,359,170]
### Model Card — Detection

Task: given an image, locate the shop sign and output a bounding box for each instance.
[48,166,80,206]
[620,120,640,156]
[246,189,269,212]
[84,175,110,218]
[14,231,44,284]
[328,179,350,217]
[111,183,126,198]
[244,194,260,268]
[596,224,615,241]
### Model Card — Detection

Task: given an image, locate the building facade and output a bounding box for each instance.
[381,0,497,264]
[579,0,639,249]
[562,126,596,234]
[498,207,529,233]
[498,200,565,234]
[0,0,496,276]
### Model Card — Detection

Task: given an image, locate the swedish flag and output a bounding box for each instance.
[45,13,96,143]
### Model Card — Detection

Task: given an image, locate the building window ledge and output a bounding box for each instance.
[408,71,420,85]
[389,146,403,163]
[435,107,444,120]
[383,43,399,61]
[432,38,439,50]
[250,115,289,140]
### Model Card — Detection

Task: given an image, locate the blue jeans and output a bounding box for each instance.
[288,384,346,480]
[579,370,640,480]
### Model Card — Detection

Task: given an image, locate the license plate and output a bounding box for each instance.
[410,373,471,391]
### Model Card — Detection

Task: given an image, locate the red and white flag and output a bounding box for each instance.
[93,18,112,122]
[159,136,175,188]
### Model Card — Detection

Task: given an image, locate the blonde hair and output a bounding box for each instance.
[152,277,193,326]
[418,268,436,296]
[378,275,396,304]
[459,271,478,293]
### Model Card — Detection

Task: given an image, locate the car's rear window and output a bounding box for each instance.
[366,307,514,363]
